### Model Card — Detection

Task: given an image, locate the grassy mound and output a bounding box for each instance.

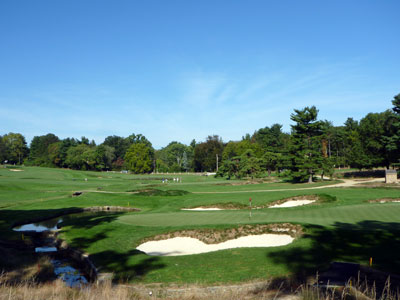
[131,189,190,196]
[183,202,248,210]
[267,194,336,207]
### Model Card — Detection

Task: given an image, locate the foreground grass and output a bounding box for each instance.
[1,166,400,285]
[2,279,275,300]
[2,277,400,300]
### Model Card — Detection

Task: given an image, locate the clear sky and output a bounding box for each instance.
[1,1,399,149]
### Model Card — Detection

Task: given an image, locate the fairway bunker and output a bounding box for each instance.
[266,194,333,208]
[269,199,315,208]
[137,224,302,256]
[369,198,400,203]
[181,202,247,211]
[137,234,294,256]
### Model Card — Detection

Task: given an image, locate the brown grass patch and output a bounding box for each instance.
[216,178,278,186]
[0,278,292,300]
[2,272,399,300]
[0,256,55,285]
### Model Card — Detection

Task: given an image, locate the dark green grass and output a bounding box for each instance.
[1,166,400,284]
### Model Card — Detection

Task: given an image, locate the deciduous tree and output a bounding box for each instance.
[125,143,153,173]
[2,133,29,164]
[193,135,224,172]
[28,133,59,166]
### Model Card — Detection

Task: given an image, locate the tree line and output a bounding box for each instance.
[1,94,399,182]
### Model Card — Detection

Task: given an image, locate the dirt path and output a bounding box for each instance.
[192,178,385,194]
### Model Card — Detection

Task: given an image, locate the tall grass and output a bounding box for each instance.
[300,273,400,300]
[1,276,399,300]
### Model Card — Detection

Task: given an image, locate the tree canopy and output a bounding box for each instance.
[2,92,400,179]
[125,143,153,174]
[289,106,324,183]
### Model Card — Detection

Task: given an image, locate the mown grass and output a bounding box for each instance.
[1,166,400,285]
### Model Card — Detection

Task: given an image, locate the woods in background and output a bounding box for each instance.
[1,93,400,183]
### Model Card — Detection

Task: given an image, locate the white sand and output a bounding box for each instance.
[380,200,400,203]
[136,234,294,256]
[269,200,315,208]
[9,169,24,172]
[181,207,223,211]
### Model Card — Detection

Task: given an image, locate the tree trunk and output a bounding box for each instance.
[328,140,331,158]
[308,170,313,183]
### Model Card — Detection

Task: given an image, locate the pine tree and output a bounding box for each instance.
[386,94,400,165]
[289,106,323,183]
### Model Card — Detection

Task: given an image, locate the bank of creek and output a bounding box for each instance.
[12,206,140,287]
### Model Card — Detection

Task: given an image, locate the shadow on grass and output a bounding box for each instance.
[90,249,165,282]
[0,208,165,283]
[268,220,400,282]
[61,212,166,282]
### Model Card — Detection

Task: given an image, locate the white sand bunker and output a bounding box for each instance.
[269,200,315,208]
[181,207,223,211]
[379,200,400,203]
[136,234,294,256]
[9,169,24,172]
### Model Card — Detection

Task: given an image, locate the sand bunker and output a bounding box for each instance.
[369,198,400,204]
[136,234,294,256]
[181,207,223,211]
[269,200,315,208]
[379,200,400,203]
[9,169,24,172]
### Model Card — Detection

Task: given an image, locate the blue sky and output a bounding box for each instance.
[1,1,399,149]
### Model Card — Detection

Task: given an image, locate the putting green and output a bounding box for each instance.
[118,203,400,227]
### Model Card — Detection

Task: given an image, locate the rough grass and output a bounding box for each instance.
[1,276,400,300]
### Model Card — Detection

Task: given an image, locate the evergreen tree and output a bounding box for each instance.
[216,156,241,179]
[289,106,323,183]
[384,93,400,166]
[238,150,262,179]
[262,151,279,176]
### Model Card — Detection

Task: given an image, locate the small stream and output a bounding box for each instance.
[13,215,89,287]
[14,218,62,232]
